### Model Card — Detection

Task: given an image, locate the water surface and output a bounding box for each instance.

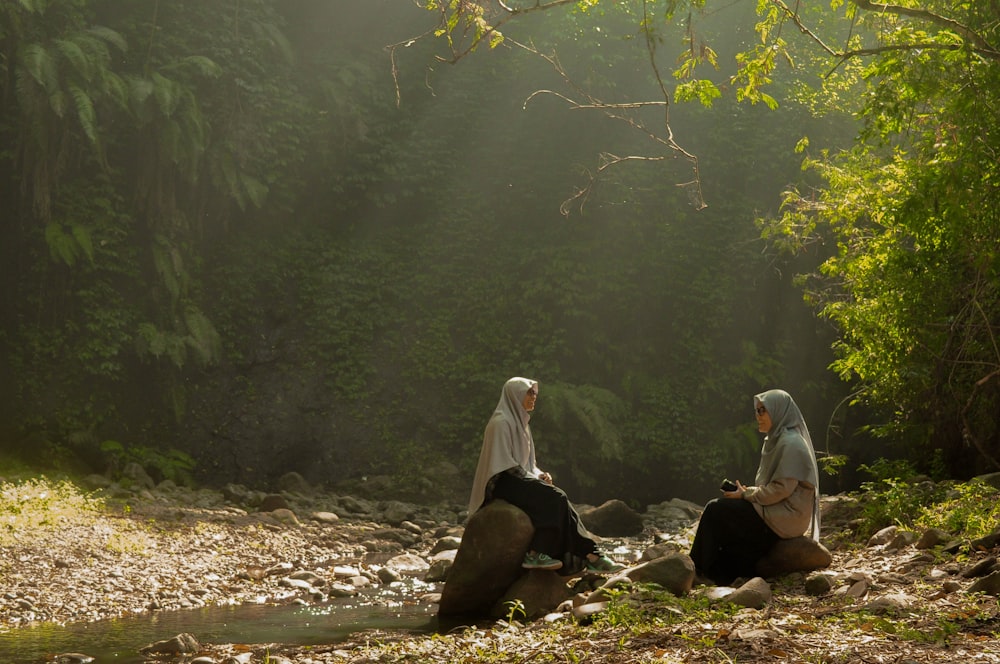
[0,586,437,664]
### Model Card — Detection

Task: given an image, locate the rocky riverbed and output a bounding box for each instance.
[0,471,694,662]
[4,472,1000,663]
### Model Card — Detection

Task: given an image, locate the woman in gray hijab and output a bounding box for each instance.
[468,377,624,574]
[688,389,820,585]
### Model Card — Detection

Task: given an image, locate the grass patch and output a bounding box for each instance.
[852,476,1000,542]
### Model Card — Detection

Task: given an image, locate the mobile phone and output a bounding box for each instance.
[719,479,738,492]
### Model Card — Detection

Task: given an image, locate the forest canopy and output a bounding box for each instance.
[1,0,998,504]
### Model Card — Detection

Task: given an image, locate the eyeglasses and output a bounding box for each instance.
[755,405,767,416]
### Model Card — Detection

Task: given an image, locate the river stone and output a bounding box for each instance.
[400,519,423,535]
[580,499,644,537]
[886,530,918,551]
[311,510,340,523]
[430,535,462,554]
[755,536,833,578]
[426,549,457,582]
[868,525,898,547]
[377,566,402,583]
[971,530,1000,551]
[382,500,415,524]
[385,552,430,575]
[438,500,534,617]
[493,569,574,619]
[804,572,836,595]
[961,556,997,578]
[276,471,311,495]
[624,553,695,595]
[140,632,200,654]
[122,462,156,490]
[290,570,325,586]
[269,508,300,525]
[967,571,1000,596]
[258,493,290,512]
[863,593,913,615]
[425,556,453,583]
[915,527,952,550]
[52,655,94,664]
[221,482,252,504]
[725,577,771,609]
[644,500,700,525]
[640,542,678,562]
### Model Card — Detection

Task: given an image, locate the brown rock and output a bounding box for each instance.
[437,500,534,617]
[579,499,644,537]
[756,536,833,578]
[493,569,574,619]
[624,553,695,596]
[726,577,771,609]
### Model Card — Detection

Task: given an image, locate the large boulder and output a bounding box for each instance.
[625,553,695,596]
[580,499,645,537]
[438,501,534,617]
[755,536,833,578]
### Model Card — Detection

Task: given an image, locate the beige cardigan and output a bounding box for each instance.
[743,477,815,539]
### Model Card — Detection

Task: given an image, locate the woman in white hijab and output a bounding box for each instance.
[468,377,623,574]
[688,388,821,585]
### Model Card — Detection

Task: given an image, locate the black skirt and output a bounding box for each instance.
[489,470,597,575]
[688,497,779,585]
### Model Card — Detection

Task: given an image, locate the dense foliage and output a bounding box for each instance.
[750,1,1000,474]
[7,0,995,504]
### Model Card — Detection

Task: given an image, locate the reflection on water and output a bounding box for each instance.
[0,582,438,664]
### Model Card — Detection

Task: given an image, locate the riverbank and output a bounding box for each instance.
[4,475,1000,663]
[0,475,463,630]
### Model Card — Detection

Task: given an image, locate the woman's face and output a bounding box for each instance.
[755,402,771,433]
[522,385,538,412]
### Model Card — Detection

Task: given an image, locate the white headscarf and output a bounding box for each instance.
[754,389,821,541]
[467,377,540,515]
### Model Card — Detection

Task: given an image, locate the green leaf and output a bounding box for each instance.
[67,83,97,144]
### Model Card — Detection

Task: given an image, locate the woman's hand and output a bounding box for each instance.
[723,480,747,499]
[539,471,553,484]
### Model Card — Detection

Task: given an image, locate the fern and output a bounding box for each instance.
[16,0,48,14]
[127,75,155,112]
[22,42,58,93]
[67,83,97,144]
[182,308,221,365]
[151,72,180,117]
[69,222,94,263]
[54,38,92,81]
[86,26,128,55]
[45,223,77,266]
[540,383,626,460]
[241,174,269,208]
[161,55,222,79]
[258,20,295,65]
[151,239,184,300]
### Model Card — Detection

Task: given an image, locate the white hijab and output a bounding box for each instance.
[467,377,540,516]
[754,389,821,541]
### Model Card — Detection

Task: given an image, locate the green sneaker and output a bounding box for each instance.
[586,554,625,574]
[522,552,563,570]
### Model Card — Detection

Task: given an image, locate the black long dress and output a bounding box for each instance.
[488,469,597,575]
[688,496,779,585]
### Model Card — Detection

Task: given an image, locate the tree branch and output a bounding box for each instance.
[850,0,1000,56]
[770,0,1000,61]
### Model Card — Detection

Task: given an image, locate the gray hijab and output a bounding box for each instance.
[754,389,821,540]
[467,377,540,516]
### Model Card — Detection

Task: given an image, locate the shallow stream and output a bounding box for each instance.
[0,583,438,664]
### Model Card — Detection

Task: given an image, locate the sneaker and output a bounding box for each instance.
[522,552,563,570]
[586,554,625,574]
